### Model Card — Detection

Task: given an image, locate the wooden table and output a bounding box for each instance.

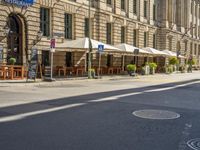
[108,67,114,74]
[58,67,66,76]
[75,67,85,76]
[114,67,122,74]
[0,65,24,80]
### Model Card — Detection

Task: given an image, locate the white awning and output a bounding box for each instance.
[162,50,185,58]
[115,43,150,54]
[143,47,168,56]
[56,37,122,52]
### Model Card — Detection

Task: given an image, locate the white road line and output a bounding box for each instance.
[90,81,200,103]
[0,103,85,123]
[0,80,199,123]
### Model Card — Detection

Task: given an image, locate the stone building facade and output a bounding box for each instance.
[0,0,199,69]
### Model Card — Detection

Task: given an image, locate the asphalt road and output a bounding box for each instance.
[0,73,200,150]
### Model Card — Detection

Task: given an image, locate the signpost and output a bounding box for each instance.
[98,44,104,78]
[0,45,3,63]
[27,47,38,81]
[50,38,55,81]
[134,49,140,65]
[3,0,36,7]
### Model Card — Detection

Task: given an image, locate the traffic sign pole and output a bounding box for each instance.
[50,39,55,81]
[98,53,101,78]
[98,44,104,78]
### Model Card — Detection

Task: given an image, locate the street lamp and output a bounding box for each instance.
[87,0,92,79]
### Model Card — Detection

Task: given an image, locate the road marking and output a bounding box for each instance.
[0,103,85,123]
[187,138,200,150]
[0,80,199,123]
[90,92,143,102]
[178,123,193,150]
[90,81,200,103]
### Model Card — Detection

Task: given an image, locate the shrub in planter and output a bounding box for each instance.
[141,64,150,75]
[169,57,179,65]
[179,65,186,73]
[165,65,173,74]
[149,63,157,74]
[9,58,16,65]
[126,64,137,76]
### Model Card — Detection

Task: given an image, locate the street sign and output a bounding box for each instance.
[50,39,56,49]
[53,32,64,38]
[4,0,36,7]
[177,50,181,57]
[98,44,104,53]
[134,49,140,55]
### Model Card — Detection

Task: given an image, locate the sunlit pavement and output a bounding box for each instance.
[0,72,200,150]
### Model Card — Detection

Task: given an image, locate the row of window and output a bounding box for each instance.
[40,7,156,48]
[107,23,156,48]
[109,0,156,20]
[40,8,90,38]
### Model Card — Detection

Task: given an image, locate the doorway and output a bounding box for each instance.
[7,14,24,65]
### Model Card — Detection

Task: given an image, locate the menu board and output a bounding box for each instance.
[27,48,38,80]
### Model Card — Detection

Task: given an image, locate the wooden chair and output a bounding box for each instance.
[0,66,4,79]
[58,66,66,77]
[76,67,85,76]
[108,67,114,74]
[13,66,24,79]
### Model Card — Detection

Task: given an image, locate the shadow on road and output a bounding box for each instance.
[0,79,199,122]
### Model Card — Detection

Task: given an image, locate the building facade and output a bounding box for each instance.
[0,0,199,69]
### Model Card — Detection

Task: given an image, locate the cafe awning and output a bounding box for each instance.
[143,47,169,56]
[115,43,150,54]
[162,50,185,58]
[56,37,122,52]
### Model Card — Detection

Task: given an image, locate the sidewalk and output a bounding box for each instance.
[0,71,199,87]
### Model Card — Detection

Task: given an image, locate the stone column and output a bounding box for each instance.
[180,0,185,32]
[168,0,174,26]
[192,0,195,37]
[149,0,153,25]
[184,0,190,30]
[196,3,199,39]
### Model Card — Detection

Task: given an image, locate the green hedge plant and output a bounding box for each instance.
[149,62,157,74]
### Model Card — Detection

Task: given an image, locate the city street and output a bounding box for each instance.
[0,72,200,150]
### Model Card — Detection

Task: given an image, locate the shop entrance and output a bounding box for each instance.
[7,14,25,65]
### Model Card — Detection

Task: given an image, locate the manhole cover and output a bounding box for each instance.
[187,138,200,150]
[132,109,180,120]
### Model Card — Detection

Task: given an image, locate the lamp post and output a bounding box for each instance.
[87,0,92,79]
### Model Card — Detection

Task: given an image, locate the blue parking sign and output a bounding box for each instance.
[98,44,104,53]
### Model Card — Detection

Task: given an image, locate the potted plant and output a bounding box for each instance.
[9,57,16,65]
[179,65,186,73]
[126,64,137,76]
[169,57,179,72]
[149,62,157,74]
[141,63,150,75]
[165,65,173,74]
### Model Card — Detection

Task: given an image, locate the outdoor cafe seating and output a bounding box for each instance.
[57,66,85,77]
[0,65,25,80]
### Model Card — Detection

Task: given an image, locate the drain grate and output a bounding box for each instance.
[187,138,200,150]
[132,109,180,120]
